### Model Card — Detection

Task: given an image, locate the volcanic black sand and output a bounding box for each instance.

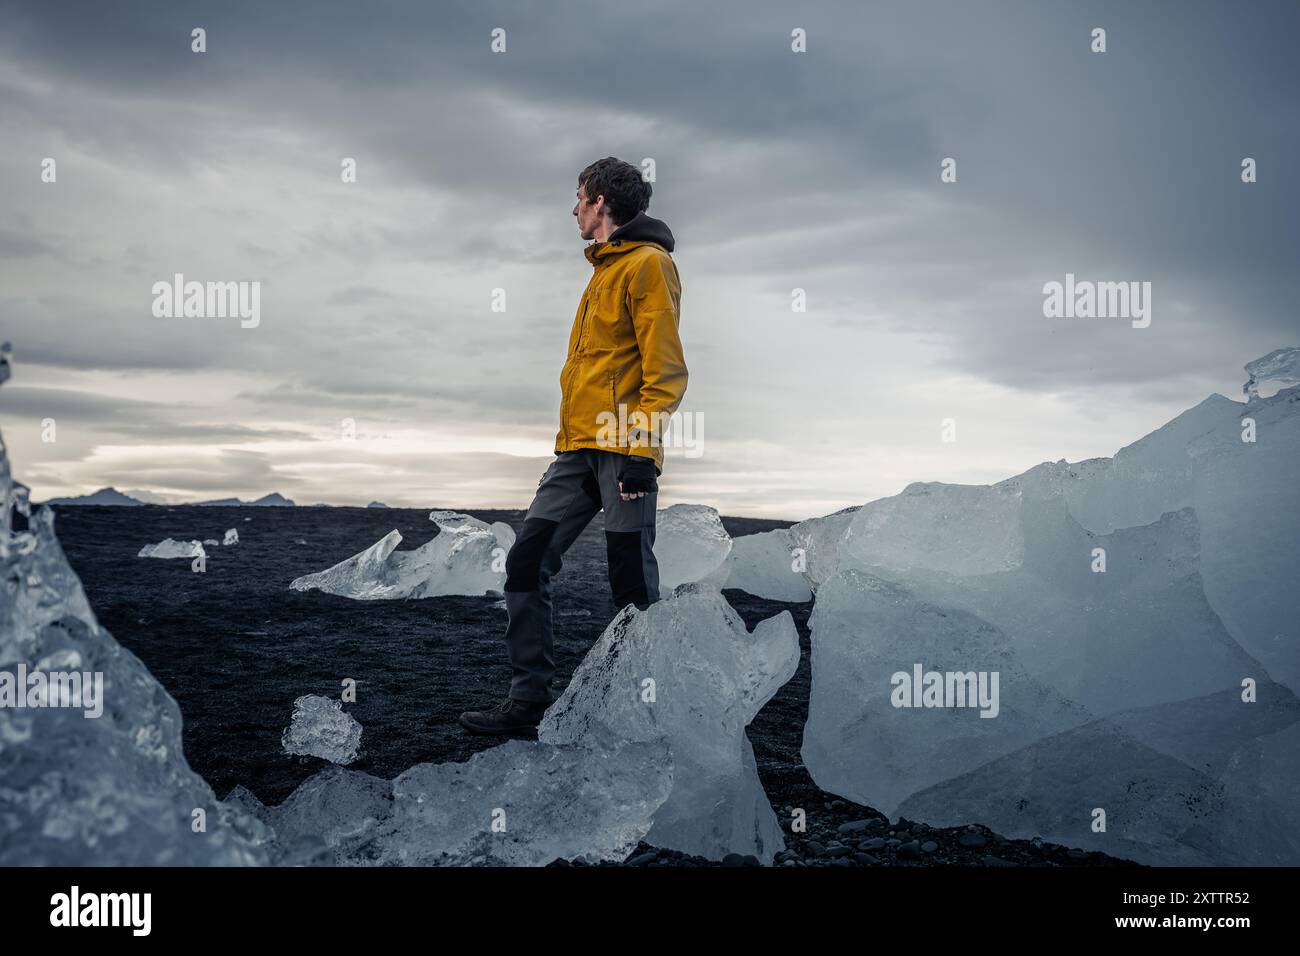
[54,504,1136,868]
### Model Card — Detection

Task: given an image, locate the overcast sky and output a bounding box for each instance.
[1,0,1296,518]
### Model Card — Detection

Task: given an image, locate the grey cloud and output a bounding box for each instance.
[0,385,317,441]
[2,0,1295,514]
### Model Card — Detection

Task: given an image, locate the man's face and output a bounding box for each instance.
[573,182,605,240]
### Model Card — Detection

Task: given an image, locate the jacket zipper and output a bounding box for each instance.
[575,297,592,352]
[562,297,591,445]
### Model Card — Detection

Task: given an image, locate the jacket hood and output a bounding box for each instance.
[585,211,675,264]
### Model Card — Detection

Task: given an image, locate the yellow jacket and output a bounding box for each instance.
[554,211,687,473]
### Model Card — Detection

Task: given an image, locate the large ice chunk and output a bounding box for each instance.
[280,694,362,765]
[223,528,239,546]
[803,360,1299,864]
[234,736,672,866]
[138,538,207,559]
[539,584,800,863]
[289,511,515,599]
[0,343,263,866]
[651,504,732,591]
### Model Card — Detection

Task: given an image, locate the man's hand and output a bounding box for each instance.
[617,455,658,500]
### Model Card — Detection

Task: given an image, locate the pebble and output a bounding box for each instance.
[837,819,879,835]
[826,845,853,858]
[722,853,761,867]
[805,841,827,856]
[626,851,657,866]
[958,831,989,848]
[921,841,939,853]
[982,854,1017,867]
[858,837,886,851]
[854,852,880,865]
[896,840,923,860]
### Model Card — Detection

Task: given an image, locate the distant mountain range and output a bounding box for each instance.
[192,493,296,507]
[45,488,298,507]
[45,487,145,506]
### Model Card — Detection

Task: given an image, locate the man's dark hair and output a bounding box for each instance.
[577,157,651,227]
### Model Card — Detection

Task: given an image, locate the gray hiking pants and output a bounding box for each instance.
[503,449,660,703]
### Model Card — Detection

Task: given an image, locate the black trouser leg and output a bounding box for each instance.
[502,454,601,703]
[590,449,660,611]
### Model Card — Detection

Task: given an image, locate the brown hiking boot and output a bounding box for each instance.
[458,698,551,736]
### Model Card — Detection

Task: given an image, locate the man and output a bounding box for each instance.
[459,157,688,735]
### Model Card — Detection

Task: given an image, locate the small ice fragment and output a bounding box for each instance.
[281,694,362,765]
[289,512,514,599]
[138,538,206,559]
[1243,346,1300,400]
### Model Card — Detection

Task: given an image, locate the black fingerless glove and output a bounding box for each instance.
[618,455,659,494]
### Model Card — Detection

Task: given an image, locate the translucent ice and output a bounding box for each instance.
[289,511,515,599]
[0,343,263,865]
[897,684,1300,866]
[138,538,206,559]
[651,504,732,591]
[712,506,864,600]
[801,568,1090,819]
[232,737,672,866]
[539,584,800,863]
[897,719,1250,865]
[722,528,813,602]
[280,694,362,765]
[842,482,1024,577]
[1047,384,1300,694]
[223,528,238,546]
[1243,346,1300,399]
[802,364,1300,865]
[787,505,860,591]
